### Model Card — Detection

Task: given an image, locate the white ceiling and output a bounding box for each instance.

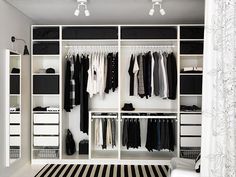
[6,0,205,25]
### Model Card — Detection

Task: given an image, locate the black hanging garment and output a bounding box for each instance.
[104,53,118,93]
[74,54,81,105]
[143,52,152,98]
[167,53,177,100]
[128,55,135,96]
[102,118,107,149]
[66,129,76,155]
[80,56,89,134]
[64,59,71,112]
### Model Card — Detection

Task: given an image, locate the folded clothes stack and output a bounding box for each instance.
[180,105,201,112]
[33,106,59,112]
[181,67,203,73]
[10,107,20,112]
[11,68,20,73]
[36,68,55,74]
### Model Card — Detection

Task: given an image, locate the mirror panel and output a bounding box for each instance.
[6,49,21,166]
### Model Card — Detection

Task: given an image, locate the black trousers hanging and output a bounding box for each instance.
[80,56,89,134]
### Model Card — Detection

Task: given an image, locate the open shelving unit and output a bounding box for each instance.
[31,24,204,164]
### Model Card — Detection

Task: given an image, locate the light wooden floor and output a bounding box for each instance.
[11,164,44,177]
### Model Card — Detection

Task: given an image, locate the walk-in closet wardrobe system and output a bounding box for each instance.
[31,25,203,164]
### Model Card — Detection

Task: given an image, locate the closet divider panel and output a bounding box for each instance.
[31,26,61,162]
[179,25,204,159]
[61,26,119,160]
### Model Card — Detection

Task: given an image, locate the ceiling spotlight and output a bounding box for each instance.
[85,9,90,16]
[159,8,165,16]
[74,9,80,16]
[149,8,155,16]
[74,0,90,17]
[149,0,166,16]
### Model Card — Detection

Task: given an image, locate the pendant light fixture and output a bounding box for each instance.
[11,36,29,55]
[149,0,166,16]
[74,0,90,17]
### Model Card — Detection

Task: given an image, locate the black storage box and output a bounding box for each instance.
[79,140,89,155]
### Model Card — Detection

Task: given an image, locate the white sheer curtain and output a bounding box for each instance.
[201,0,236,177]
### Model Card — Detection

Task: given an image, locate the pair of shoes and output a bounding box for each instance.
[180,105,201,111]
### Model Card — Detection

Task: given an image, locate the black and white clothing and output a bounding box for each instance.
[122,119,141,149]
[94,118,116,149]
[129,52,177,100]
[146,119,175,152]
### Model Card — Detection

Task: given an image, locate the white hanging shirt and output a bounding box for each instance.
[133,55,139,96]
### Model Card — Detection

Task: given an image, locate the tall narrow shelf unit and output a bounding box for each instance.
[31,25,204,164]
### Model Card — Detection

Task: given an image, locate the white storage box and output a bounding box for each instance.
[181,114,202,124]
[181,126,201,136]
[10,125,21,135]
[34,136,59,147]
[181,137,201,147]
[34,114,59,124]
[34,125,59,135]
[10,114,21,124]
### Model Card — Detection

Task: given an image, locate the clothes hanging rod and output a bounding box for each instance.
[121,116,177,119]
[91,115,118,119]
[121,45,175,48]
[64,45,118,48]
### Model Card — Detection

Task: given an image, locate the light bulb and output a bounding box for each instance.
[85,9,90,16]
[149,8,155,16]
[74,9,80,16]
[159,8,165,16]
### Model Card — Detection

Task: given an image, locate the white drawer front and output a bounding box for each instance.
[34,136,59,147]
[10,114,21,124]
[10,137,21,146]
[181,137,201,147]
[181,114,202,124]
[34,114,59,124]
[10,125,21,135]
[34,125,59,135]
[181,126,201,136]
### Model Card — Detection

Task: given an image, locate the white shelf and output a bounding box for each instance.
[180,54,204,57]
[121,108,177,113]
[91,150,118,159]
[62,39,118,42]
[32,55,60,57]
[33,94,60,96]
[180,111,202,114]
[10,73,20,75]
[10,94,20,96]
[33,39,59,41]
[33,73,60,75]
[121,39,178,42]
[10,111,20,114]
[89,108,118,113]
[121,151,175,161]
[180,94,202,97]
[62,153,89,160]
[180,39,204,41]
[180,73,202,75]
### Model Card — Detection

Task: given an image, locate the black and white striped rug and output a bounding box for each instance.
[35,164,169,177]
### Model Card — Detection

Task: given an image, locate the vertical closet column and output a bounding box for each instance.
[119,26,179,161]
[179,25,204,159]
[61,26,119,160]
[31,26,61,161]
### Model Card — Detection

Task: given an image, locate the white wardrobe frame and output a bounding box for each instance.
[31,24,203,165]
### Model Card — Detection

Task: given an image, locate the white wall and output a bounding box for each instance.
[0,1,33,177]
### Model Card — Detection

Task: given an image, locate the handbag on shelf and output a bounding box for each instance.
[66,129,76,155]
